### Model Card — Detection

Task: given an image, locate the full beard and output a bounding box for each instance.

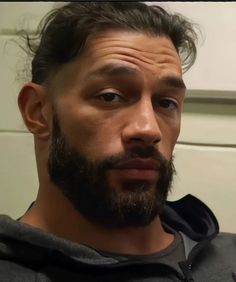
[48,113,175,228]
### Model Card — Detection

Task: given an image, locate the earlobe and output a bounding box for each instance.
[18,83,51,140]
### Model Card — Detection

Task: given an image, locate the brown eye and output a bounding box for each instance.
[96,92,123,103]
[159,99,177,110]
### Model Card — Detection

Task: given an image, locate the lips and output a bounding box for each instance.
[116,159,159,170]
[113,159,160,181]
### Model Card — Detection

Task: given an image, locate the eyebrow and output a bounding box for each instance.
[86,64,138,79]
[158,76,186,90]
[85,64,186,90]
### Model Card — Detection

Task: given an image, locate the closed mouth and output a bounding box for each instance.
[115,159,159,170]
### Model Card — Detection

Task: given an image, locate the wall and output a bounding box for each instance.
[0,2,236,232]
[0,2,55,218]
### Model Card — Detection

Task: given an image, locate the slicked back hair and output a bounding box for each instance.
[24,2,198,84]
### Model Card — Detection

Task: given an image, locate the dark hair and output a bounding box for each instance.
[23,2,198,84]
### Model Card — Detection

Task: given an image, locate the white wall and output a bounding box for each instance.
[0,2,236,232]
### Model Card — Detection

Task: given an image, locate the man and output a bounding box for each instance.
[0,2,235,281]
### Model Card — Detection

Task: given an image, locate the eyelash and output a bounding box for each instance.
[94,91,178,112]
[95,92,124,103]
[158,98,178,110]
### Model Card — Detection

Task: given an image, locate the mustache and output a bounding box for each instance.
[97,146,171,170]
[51,113,171,171]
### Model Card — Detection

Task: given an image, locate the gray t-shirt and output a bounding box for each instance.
[99,232,185,273]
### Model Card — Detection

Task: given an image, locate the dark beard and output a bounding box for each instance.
[48,113,175,228]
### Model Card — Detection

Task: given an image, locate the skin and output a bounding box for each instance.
[18,30,186,255]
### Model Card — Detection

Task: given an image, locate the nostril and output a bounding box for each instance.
[129,136,161,146]
[153,137,160,144]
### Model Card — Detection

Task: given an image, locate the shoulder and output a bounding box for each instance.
[212,232,236,248]
[0,260,37,282]
[190,233,236,281]
[205,232,236,266]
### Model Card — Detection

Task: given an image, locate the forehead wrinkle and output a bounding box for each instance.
[112,44,178,69]
[113,43,180,65]
[102,52,181,76]
[88,45,180,71]
[74,32,182,86]
[88,43,178,61]
[90,33,175,52]
[86,33,178,60]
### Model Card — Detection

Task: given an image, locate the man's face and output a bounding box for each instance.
[47,30,185,227]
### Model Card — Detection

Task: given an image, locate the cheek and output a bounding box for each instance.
[159,117,181,159]
[171,117,181,143]
[58,104,123,159]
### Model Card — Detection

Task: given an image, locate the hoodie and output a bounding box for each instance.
[0,194,236,282]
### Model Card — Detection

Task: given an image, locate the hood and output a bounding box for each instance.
[0,194,219,267]
[162,194,219,242]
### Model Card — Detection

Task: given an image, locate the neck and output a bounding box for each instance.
[20,183,174,255]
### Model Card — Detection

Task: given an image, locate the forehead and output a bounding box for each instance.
[51,30,182,91]
[81,30,182,77]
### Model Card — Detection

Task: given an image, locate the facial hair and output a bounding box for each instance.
[48,113,175,228]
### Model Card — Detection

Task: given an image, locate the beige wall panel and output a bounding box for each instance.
[179,108,236,145]
[0,35,27,131]
[0,2,54,33]
[0,133,38,218]
[171,144,236,233]
[150,2,236,92]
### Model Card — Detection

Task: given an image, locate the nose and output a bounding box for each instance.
[122,99,162,147]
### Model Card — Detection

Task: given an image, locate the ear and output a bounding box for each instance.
[18,82,51,140]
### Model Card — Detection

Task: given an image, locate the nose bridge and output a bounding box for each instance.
[135,97,157,129]
[123,96,162,145]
